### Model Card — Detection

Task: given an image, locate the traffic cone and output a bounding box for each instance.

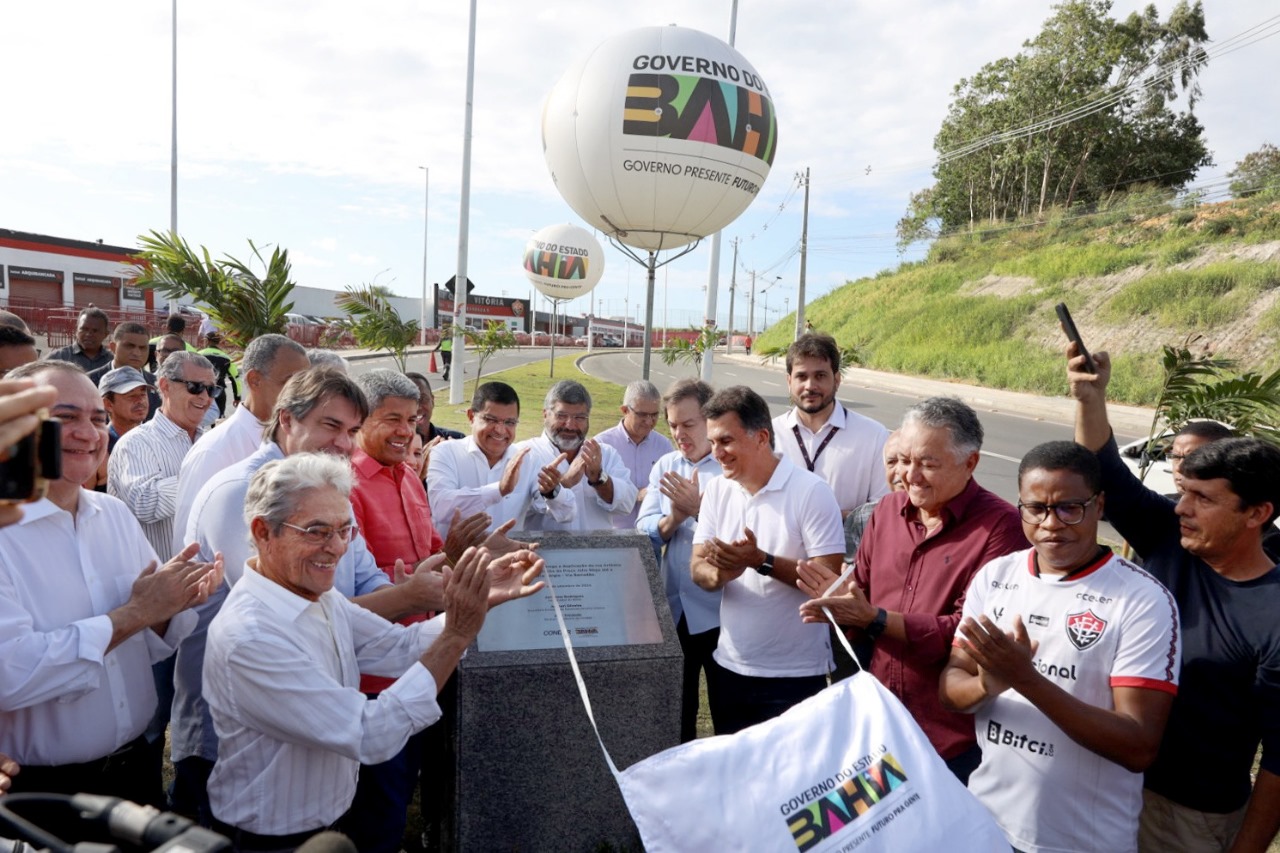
[428,352,438,373]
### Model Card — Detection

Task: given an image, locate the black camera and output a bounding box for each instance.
[0,415,60,504]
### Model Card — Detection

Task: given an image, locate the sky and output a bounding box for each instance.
[2,1,1276,333]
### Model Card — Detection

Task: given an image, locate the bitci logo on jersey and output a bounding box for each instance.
[1065,609,1107,651]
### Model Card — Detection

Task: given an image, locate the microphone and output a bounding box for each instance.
[295,831,358,853]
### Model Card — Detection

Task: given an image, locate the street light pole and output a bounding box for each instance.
[418,166,429,347]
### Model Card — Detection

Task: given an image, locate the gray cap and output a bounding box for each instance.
[100,366,155,395]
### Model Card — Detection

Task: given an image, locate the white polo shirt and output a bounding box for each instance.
[694,456,845,678]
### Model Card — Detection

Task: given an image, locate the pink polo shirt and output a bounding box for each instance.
[350,448,444,693]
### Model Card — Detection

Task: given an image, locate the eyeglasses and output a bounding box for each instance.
[280,521,359,544]
[629,410,661,420]
[479,414,520,429]
[1017,495,1099,526]
[552,412,589,425]
[180,380,218,396]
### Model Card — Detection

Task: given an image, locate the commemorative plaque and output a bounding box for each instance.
[449,531,683,852]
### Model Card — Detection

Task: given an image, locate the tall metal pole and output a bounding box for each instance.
[168,0,179,315]
[642,252,656,379]
[748,271,756,338]
[794,167,811,339]
[418,166,429,347]
[449,0,477,405]
[698,0,740,382]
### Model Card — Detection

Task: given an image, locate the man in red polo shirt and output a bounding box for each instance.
[345,369,489,853]
[799,396,1024,783]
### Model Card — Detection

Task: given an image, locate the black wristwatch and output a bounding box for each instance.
[865,607,888,640]
[754,552,776,577]
[541,483,561,500]
[588,471,610,488]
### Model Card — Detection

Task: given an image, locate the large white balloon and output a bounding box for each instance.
[543,25,778,251]
[523,223,606,301]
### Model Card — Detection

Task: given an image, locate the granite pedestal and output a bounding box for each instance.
[448,531,683,852]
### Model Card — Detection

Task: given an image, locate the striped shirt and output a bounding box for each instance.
[108,410,202,561]
[205,566,444,835]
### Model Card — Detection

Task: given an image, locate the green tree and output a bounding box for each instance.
[1227,143,1280,199]
[130,231,296,346]
[336,285,420,372]
[452,320,518,395]
[1133,336,1280,481]
[900,0,1212,238]
[659,326,723,369]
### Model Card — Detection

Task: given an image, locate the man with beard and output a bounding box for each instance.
[773,333,889,519]
[427,381,576,538]
[515,380,636,532]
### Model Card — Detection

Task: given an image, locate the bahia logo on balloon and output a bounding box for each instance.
[524,224,605,302]
[543,26,778,251]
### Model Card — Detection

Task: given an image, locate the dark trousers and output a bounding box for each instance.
[705,659,827,735]
[944,743,982,786]
[417,675,457,851]
[339,727,428,853]
[8,736,159,846]
[172,755,216,826]
[676,617,719,743]
[439,350,452,379]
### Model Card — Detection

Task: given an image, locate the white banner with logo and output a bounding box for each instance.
[544,574,1008,853]
[616,672,1008,852]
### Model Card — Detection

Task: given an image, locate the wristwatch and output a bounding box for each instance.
[540,483,561,500]
[588,471,611,488]
[865,607,888,640]
[755,552,776,577]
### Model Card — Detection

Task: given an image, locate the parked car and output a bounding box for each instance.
[1117,432,1177,498]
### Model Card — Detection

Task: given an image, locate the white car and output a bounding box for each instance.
[1117,433,1178,498]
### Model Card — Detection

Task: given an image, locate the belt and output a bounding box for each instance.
[211,818,326,851]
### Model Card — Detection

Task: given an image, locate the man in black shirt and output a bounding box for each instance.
[1068,344,1280,853]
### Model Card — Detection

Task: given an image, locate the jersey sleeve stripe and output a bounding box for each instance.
[1110,675,1178,695]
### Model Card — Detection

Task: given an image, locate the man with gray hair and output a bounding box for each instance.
[171,333,310,555]
[109,351,217,559]
[595,379,672,529]
[306,347,349,372]
[516,379,637,531]
[798,396,1024,783]
[203,453,506,849]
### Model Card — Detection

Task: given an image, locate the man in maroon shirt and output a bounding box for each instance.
[799,396,1024,782]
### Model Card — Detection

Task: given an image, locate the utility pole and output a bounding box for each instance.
[725,237,739,354]
[747,270,757,339]
[794,167,811,340]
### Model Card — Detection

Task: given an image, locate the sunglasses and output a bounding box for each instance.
[180,380,219,396]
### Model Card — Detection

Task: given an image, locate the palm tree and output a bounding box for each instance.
[130,231,295,346]
[337,284,420,372]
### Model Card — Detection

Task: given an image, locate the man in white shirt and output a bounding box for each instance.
[171,334,310,555]
[172,367,440,823]
[427,380,575,537]
[517,380,637,532]
[636,378,722,742]
[773,333,889,518]
[109,351,216,559]
[692,385,845,734]
[204,453,520,850]
[941,441,1181,853]
[596,380,672,529]
[0,361,220,806]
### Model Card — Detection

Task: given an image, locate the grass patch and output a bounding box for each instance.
[1101,262,1280,329]
[990,241,1147,284]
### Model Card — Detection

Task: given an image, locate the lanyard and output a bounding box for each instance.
[792,410,842,472]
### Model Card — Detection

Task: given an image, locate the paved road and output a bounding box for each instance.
[350,345,1143,540]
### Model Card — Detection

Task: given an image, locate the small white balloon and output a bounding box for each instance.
[543,25,778,251]
[524,224,606,301]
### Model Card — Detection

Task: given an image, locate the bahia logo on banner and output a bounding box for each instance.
[523,243,590,281]
[782,746,921,851]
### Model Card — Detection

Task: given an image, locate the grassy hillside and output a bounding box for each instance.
[756,192,1280,406]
